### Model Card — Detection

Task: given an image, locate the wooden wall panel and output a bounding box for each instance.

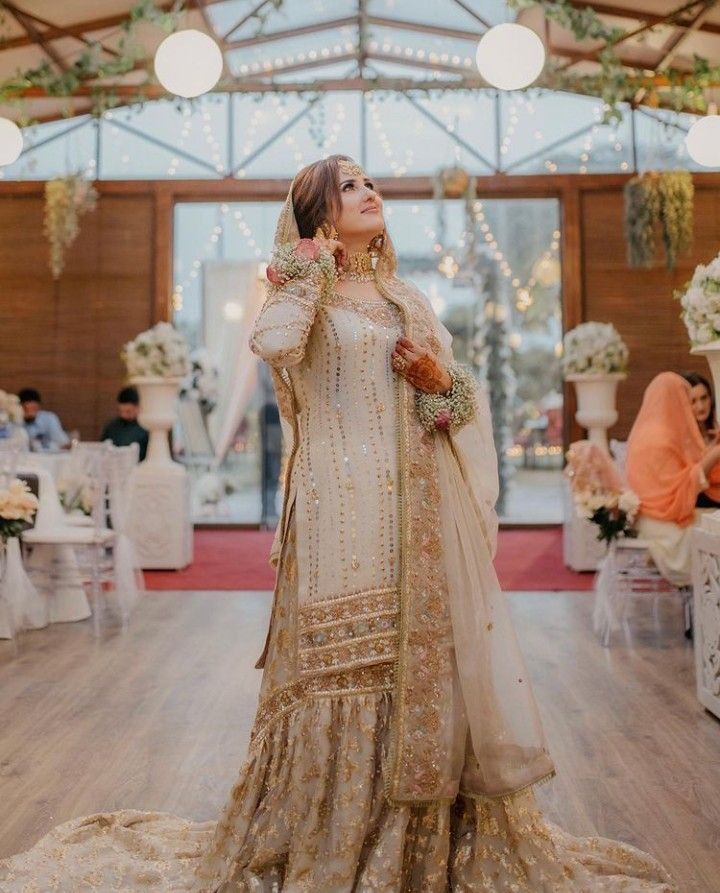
[581,185,720,441]
[0,193,154,439]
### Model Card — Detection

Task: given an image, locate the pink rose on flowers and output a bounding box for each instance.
[293,238,320,261]
[434,408,452,430]
[266,265,285,285]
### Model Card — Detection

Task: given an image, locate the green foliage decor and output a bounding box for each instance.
[624,170,693,270]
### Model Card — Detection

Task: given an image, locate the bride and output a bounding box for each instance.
[0,155,675,891]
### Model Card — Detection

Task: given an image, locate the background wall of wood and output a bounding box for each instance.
[581,183,717,441]
[1,173,718,443]
[0,185,157,439]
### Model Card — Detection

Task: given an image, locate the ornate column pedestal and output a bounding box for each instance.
[126,377,192,570]
[691,527,720,720]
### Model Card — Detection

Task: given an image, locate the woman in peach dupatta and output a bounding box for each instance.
[625,371,720,585]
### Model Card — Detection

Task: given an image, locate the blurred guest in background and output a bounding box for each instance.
[19,387,69,452]
[101,386,148,461]
[626,371,720,585]
[681,370,716,445]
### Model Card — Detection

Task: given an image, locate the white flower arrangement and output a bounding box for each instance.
[57,474,95,516]
[0,390,23,426]
[0,479,39,542]
[181,348,219,415]
[562,322,629,377]
[571,486,640,544]
[122,322,190,379]
[677,253,720,347]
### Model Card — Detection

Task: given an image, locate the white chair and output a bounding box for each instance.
[22,442,142,635]
[589,440,692,646]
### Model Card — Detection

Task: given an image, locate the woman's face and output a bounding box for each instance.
[334,172,384,244]
[689,382,712,424]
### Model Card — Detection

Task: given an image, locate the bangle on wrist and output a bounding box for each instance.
[415,362,477,434]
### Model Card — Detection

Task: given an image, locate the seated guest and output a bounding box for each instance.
[681,370,716,444]
[101,386,148,461]
[681,371,720,508]
[626,371,720,586]
[19,387,69,452]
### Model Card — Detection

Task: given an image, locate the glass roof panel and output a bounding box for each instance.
[498,90,630,174]
[233,92,362,178]
[366,0,503,29]
[635,108,710,172]
[210,0,360,40]
[0,117,95,181]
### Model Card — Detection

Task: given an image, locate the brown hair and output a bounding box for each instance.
[291,154,356,239]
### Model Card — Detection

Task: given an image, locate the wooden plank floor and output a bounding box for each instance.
[0,589,718,891]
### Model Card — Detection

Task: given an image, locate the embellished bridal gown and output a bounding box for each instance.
[0,268,675,891]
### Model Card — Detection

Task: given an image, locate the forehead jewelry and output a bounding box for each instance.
[338,159,367,178]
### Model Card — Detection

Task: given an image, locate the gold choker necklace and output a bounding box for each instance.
[341,252,375,282]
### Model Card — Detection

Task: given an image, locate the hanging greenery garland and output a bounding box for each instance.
[624,170,693,270]
[509,0,720,119]
[44,175,98,279]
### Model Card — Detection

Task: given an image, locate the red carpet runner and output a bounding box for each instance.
[144,527,594,592]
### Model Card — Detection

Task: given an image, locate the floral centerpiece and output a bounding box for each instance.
[122,322,190,379]
[57,473,95,516]
[180,348,219,417]
[565,441,639,544]
[0,390,22,427]
[0,479,39,542]
[677,252,720,347]
[562,322,629,377]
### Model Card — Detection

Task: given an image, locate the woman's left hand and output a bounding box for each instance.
[391,336,452,394]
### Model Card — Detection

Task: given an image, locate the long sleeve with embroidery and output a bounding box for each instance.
[249,277,324,368]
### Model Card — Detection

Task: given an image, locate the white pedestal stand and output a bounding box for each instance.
[127,377,192,570]
[566,373,626,453]
[691,526,720,720]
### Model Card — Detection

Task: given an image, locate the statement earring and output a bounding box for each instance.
[316,222,338,241]
[368,230,385,255]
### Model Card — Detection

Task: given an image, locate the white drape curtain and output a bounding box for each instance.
[203,261,268,462]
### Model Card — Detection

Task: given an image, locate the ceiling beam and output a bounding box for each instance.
[366,15,480,41]
[450,0,491,30]
[566,0,720,34]
[0,0,227,52]
[3,2,68,71]
[654,0,717,69]
[556,0,713,72]
[226,16,357,50]
[222,0,275,42]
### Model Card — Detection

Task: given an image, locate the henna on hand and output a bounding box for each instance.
[405,354,451,394]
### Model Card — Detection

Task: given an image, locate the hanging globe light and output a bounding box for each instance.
[685,114,720,168]
[154,29,223,99]
[476,23,545,91]
[0,117,23,166]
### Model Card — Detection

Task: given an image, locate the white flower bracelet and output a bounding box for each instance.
[415,362,477,434]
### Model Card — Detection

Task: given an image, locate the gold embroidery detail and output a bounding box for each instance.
[323,291,402,328]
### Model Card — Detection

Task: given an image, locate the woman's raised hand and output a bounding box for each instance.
[391,336,452,394]
[313,236,347,270]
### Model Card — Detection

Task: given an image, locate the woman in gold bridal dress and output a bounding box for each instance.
[0,156,676,892]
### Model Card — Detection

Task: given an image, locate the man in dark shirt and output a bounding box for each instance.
[101,386,149,461]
